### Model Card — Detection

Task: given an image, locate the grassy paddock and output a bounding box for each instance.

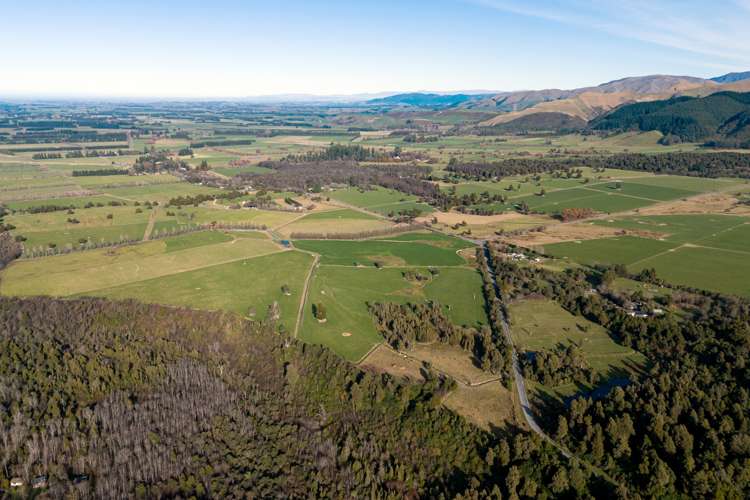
[92,250,313,332]
[508,298,646,399]
[0,232,282,297]
[300,265,488,361]
[293,238,470,266]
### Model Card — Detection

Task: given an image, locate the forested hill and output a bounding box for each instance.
[590,91,750,146]
[0,296,600,497]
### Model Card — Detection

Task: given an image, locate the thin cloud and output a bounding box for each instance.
[469,0,750,66]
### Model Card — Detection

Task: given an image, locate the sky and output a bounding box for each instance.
[1,0,749,98]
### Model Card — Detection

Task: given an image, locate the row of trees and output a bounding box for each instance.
[189,138,254,148]
[447,152,750,179]
[71,168,129,177]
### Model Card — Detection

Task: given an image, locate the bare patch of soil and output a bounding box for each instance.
[359,344,425,381]
[443,382,515,432]
[638,191,750,216]
[503,221,664,246]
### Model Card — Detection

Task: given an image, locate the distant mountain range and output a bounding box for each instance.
[477,72,750,126]
[366,93,481,107]
[351,72,750,134]
[233,71,750,108]
[711,71,750,84]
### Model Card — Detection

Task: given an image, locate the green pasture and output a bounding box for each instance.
[293,238,470,266]
[300,265,488,361]
[509,298,646,398]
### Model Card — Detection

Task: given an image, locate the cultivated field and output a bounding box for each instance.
[544,214,750,296]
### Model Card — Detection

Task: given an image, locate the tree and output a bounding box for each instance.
[313,303,327,321]
[601,269,617,288]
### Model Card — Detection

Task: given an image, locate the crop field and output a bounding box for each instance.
[515,187,655,213]
[543,214,750,296]
[300,265,488,361]
[0,231,283,297]
[373,230,473,248]
[7,205,150,231]
[73,174,182,188]
[447,170,745,216]
[592,213,748,243]
[544,235,677,265]
[629,246,750,296]
[0,157,186,207]
[446,167,649,195]
[293,237,472,267]
[508,298,646,399]
[329,187,417,207]
[3,195,124,211]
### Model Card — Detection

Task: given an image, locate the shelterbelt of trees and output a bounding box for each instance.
[490,244,750,498]
[284,143,426,163]
[448,152,750,179]
[1,296,614,498]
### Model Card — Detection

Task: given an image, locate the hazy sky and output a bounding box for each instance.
[1,0,749,98]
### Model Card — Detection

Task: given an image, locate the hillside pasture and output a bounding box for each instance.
[0,231,282,297]
[92,250,313,332]
[508,298,646,399]
[300,265,488,361]
[280,209,394,237]
[293,238,471,266]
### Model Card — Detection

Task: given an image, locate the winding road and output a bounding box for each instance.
[481,243,571,457]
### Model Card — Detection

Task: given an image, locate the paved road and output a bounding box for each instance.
[481,243,571,457]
